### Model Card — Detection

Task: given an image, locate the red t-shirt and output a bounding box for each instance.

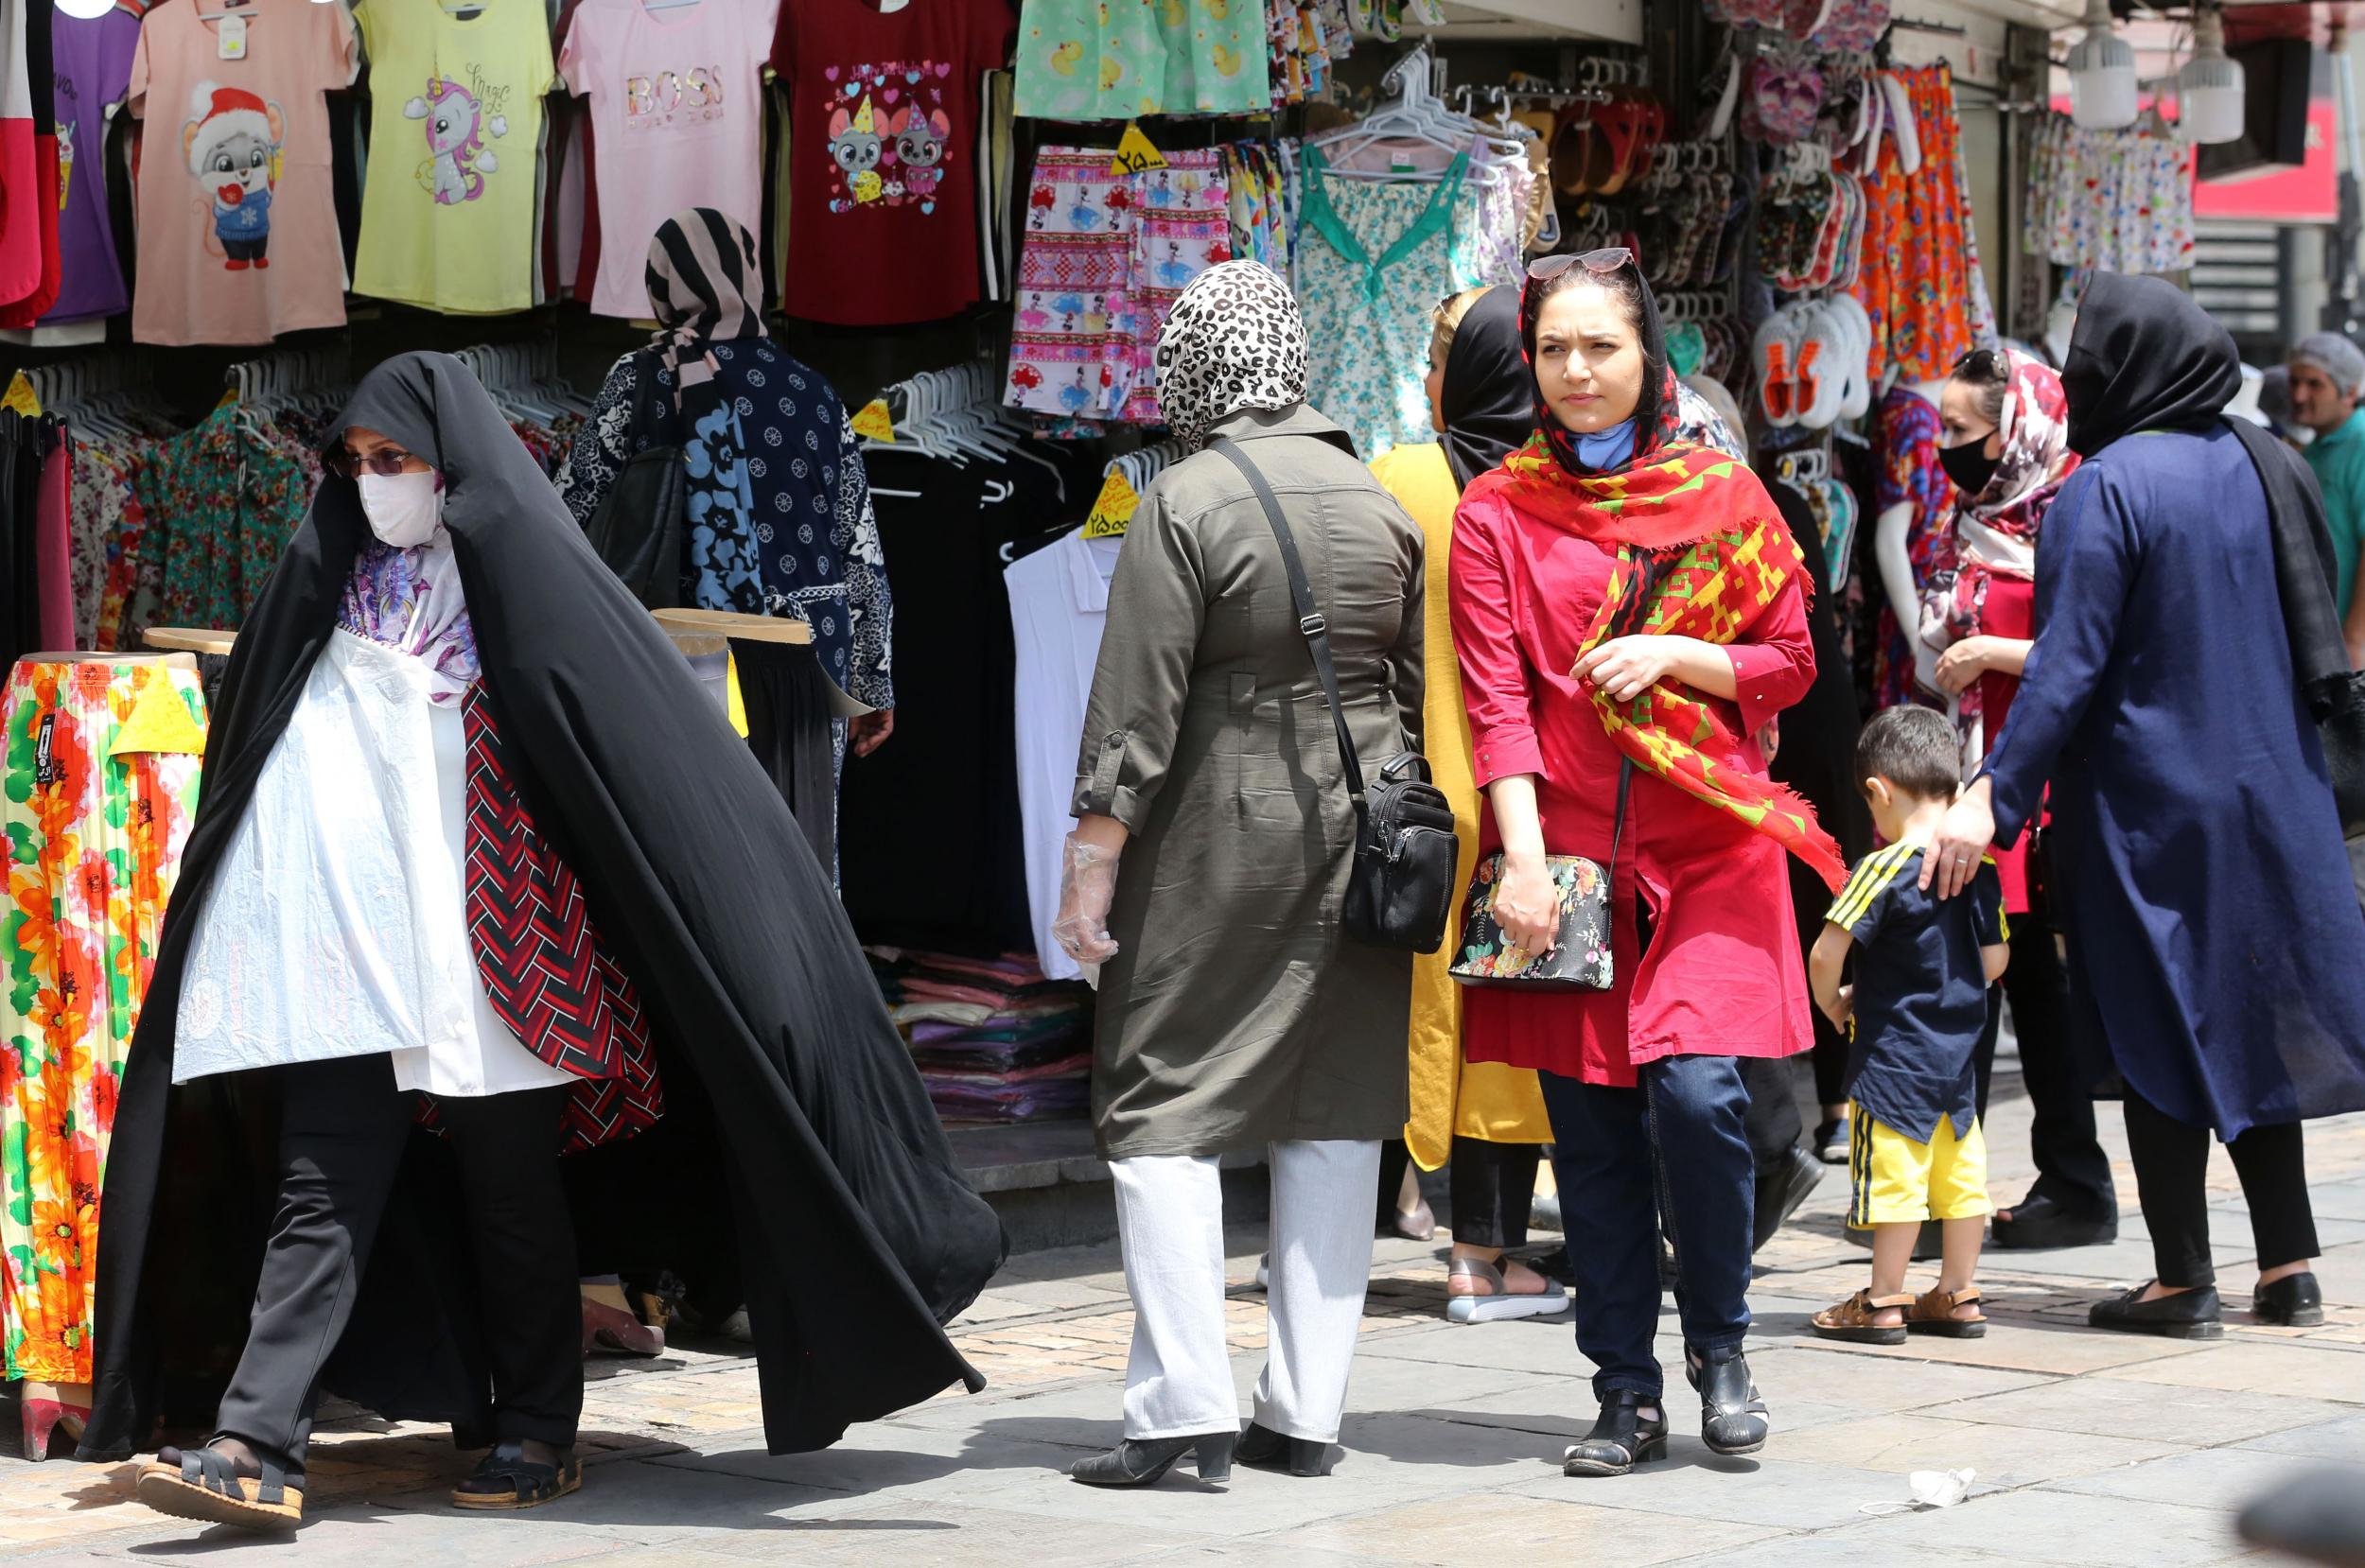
[772,0,1010,326]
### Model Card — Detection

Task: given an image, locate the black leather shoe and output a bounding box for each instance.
[2254,1272,2324,1328]
[1561,1391,1668,1477]
[1068,1431,1236,1487]
[1753,1144,1825,1251]
[2089,1281,2223,1339]
[1685,1345,1767,1456]
[1991,1192,2119,1250]
[1235,1420,1334,1477]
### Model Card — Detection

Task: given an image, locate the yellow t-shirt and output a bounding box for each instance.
[353,0,554,314]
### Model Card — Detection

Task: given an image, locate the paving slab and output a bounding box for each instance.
[0,1099,2352,1568]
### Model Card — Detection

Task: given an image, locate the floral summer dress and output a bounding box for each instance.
[1,658,204,1384]
[1296,145,1472,460]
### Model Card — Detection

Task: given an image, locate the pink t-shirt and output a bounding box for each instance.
[128,0,358,346]
[559,0,778,321]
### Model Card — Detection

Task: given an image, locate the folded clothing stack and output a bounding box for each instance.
[867,948,1095,1124]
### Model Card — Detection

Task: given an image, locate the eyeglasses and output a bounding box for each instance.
[1526,246,1635,283]
[327,447,421,479]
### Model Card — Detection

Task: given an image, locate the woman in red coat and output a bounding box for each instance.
[1449,253,1843,1477]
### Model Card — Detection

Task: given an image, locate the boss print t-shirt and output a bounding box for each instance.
[559,0,776,321]
[773,0,1011,326]
[353,0,554,314]
[127,0,359,345]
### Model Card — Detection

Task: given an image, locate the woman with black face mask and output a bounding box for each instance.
[1919,347,2119,1253]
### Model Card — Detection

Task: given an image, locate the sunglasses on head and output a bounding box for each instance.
[1526,246,1635,283]
[327,447,420,479]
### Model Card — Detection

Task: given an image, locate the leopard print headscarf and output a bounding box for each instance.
[1154,261,1309,450]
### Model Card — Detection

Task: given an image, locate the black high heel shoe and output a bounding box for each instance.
[1561,1391,1668,1477]
[1236,1420,1335,1477]
[1068,1431,1235,1488]
[1686,1345,1768,1456]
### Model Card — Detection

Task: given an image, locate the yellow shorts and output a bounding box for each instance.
[1848,1104,1991,1228]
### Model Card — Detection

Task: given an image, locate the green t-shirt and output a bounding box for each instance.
[2304,407,2365,618]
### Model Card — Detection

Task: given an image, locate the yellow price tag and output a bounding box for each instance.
[850,396,896,443]
[1079,469,1141,539]
[1109,121,1167,178]
[2,371,40,418]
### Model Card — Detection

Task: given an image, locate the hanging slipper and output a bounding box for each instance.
[136,1444,304,1533]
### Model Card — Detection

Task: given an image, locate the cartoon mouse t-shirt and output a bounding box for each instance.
[774,0,1012,326]
[559,0,778,322]
[353,0,554,314]
[128,0,358,345]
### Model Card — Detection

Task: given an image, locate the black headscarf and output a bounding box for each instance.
[2062,274,2364,826]
[1440,287,1533,491]
[2061,272,2243,458]
[87,354,1005,1460]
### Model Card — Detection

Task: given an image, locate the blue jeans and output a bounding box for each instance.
[1540,1054,1755,1402]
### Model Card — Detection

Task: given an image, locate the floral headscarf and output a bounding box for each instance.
[1920,347,2078,651]
[1154,261,1308,450]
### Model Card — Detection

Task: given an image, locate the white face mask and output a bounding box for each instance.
[358,470,445,548]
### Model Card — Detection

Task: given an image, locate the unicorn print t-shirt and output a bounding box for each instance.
[559,0,777,321]
[353,0,554,314]
[773,0,1012,326]
[43,6,141,324]
[127,0,359,345]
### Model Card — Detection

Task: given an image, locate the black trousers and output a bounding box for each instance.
[1448,1138,1541,1250]
[1976,915,2117,1221]
[1741,1055,1806,1175]
[213,1055,583,1474]
[2123,1088,2320,1290]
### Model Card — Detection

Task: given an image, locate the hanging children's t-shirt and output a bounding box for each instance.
[43,7,142,324]
[558,0,777,322]
[352,0,553,314]
[128,0,359,345]
[772,0,1012,327]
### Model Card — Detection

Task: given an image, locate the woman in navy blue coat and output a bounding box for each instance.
[1925,274,2365,1337]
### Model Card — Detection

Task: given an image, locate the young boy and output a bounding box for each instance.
[1807,706,2008,1343]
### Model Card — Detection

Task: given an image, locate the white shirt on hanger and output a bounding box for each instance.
[1005,528,1124,982]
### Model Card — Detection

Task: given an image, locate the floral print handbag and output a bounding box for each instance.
[1448,759,1630,990]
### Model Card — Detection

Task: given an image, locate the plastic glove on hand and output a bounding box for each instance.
[1051,832,1121,966]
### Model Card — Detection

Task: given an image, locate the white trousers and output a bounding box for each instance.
[1108,1139,1381,1443]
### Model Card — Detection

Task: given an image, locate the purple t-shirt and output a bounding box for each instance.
[40,8,142,324]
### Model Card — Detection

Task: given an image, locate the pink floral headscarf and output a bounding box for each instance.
[1921,349,2077,641]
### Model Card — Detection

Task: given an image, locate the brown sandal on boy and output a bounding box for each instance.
[1906,1285,1988,1338]
[1811,1288,1912,1345]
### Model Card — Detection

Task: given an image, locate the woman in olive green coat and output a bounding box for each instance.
[1054,262,1426,1490]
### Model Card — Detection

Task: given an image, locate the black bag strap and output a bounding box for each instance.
[1607,755,1633,880]
[1210,437,1368,814]
[626,349,671,449]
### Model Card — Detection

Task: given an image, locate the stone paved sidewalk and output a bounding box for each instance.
[5,1089,2363,1565]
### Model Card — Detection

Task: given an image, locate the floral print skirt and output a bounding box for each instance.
[1,657,204,1384]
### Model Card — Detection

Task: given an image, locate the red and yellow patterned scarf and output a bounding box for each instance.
[1467,432,1848,891]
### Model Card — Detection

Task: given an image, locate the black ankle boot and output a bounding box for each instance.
[1068,1431,1235,1487]
[2255,1272,2324,1328]
[1561,1391,1668,1477]
[1686,1345,1767,1456]
[1235,1420,1335,1476]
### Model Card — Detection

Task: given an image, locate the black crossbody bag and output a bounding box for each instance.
[1210,437,1461,953]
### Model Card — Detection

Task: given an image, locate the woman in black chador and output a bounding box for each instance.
[82,353,1005,1531]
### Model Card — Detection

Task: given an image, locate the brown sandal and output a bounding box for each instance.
[1811,1288,1912,1345]
[136,1444,304,1532]
[1906,1285,1988,1338]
